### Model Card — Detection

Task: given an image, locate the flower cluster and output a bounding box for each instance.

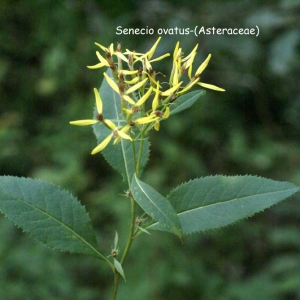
[70,37,225,155]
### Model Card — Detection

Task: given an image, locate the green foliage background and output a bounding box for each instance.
[1,0,300,299]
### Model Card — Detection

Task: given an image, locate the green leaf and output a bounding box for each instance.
[93,69,150,184]
[169,90,206,116]
[149,175,300,235]
[131,174,182,238]
[0,176,106,260]
[113,258,126,281]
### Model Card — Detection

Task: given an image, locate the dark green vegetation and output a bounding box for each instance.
[1,0,300,299]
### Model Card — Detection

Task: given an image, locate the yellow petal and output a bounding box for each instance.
[124,49,144,56]
[69,120,98,126]
[163,107,170,119]
[95,42,107,52]
[173,68,179,86]
[173,41,180,63]
[184,52,196,70]
[104,72,119,93]
[197,82,225,91]
[134,116,157,125]
[181,44,198,62]
[115,52,129,63]
[161,82,182,96]
[87,62,108,69]
[121,70,138,75]
[96,51,108,64]
[135,87,153,106]
[123,108,133,115]
[149,53,170,63]
[126,78,148,94]
[104,119,117,130]
[148,74,161,87]
[124,77,139,85]
[113,126,132,144]
[118,130,132,141]
[154,120,160,131]
[122,94,136,105]
[143,57,152,70]
[121,124,131,133]
[108,43,114,54]
[91,134,112,154]
[93,88,102,114]
[195,54,211,75]
[147,37,161,59]
[176,78,200,95]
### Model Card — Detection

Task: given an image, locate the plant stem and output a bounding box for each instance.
[110,272,120,300]
[136,126,146,174]
[110,197,136,300]
[110,109,144,299]
[121,197,136,264]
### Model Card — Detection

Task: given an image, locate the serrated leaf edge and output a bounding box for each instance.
[149,175,300,235]
[0,176,106,260]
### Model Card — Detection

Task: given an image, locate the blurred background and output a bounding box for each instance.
[1,0,300,299]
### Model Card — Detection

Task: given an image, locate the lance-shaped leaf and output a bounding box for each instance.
[114,258,126,282]
[149,175,300,235]
[131,174,182,238]
[169,90,205,116]
[0,176,106,260]
[93,69,150,184]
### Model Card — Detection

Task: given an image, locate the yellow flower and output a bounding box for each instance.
[69,88,103,126]
[91,122,132,155]
[128,37,170,71]
[87,51,109,69]
[123,87,153,115]
[87,42,129,70]
[95,42,128,63]
[193,54,225,92]
[170,42,198,86]
[153,107,170,131]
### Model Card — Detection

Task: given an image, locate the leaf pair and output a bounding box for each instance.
[0,175,299,261]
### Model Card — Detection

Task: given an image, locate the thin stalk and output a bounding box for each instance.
[110,197,136,300]
[111,272,120,300]
[136,131,145,174]
[132,138,137,174]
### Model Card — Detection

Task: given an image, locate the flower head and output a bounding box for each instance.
[71,38,226,156]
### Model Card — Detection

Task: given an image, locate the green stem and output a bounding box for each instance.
[110,90,146,299]
[111,197,136,300]
[132,138,137,174]
[121,197,136,265]
[136,131,145,174]
[111,271,120,300]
